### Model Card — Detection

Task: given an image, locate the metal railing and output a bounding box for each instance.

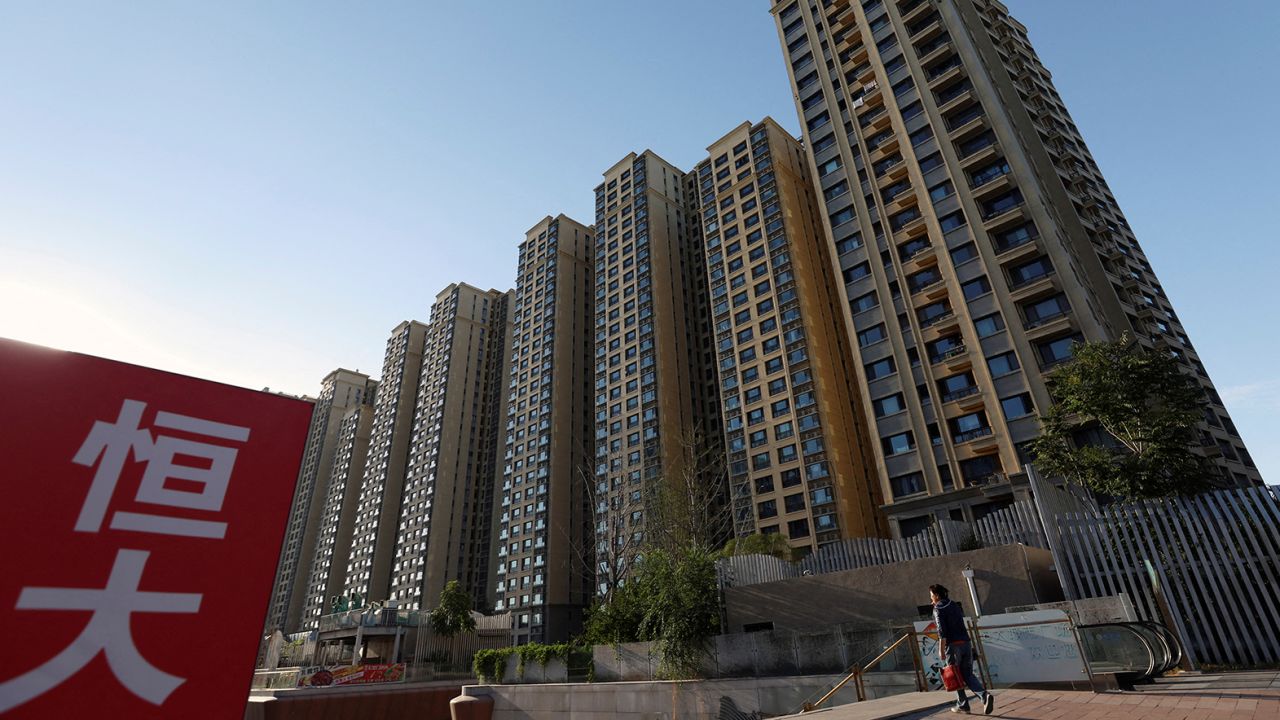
[800,633,923,712]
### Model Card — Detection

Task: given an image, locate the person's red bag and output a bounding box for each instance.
[941,663,964,691]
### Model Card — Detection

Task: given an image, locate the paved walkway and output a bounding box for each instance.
[781,681,1280,720]
[904,686,1280,720]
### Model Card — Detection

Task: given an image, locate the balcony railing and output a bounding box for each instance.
[318,608,422,633]
[941,385,980,403]
[1024,311,1068,330]
[918,310,955,329]
[931,345,967,364]
[953,426,994,444]
[1009,270,1053,290]
[981,199,1023,221]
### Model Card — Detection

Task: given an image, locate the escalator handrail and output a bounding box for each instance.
[1137,620,1182,673]
[1077,622,1158,680]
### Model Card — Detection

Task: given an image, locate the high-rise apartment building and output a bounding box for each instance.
[590,151,724,581]
[388,283,514,612]
[696,118,887,554]
[266,369,376,633]
[495,215,596,645]
[301,396,377,628]
[342,320,430,604]
[770,0,1261,535]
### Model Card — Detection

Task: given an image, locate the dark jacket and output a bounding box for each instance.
[933,599,969,643]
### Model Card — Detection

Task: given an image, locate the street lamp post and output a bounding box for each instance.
[961,564,981,617]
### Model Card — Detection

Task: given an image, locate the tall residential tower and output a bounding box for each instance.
[387,283,514,612]
[771,0,1260,535]
[591,151,724,582]
[495,215,596,644]
[266,369,375,633]
[696,118,887,554]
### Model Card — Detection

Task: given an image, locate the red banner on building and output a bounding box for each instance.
[0,338,312,719]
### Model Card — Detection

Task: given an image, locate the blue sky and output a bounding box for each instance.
[1,1,1275,479]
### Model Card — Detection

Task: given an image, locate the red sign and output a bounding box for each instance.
[297,663,406,687]
[0,338,312,719]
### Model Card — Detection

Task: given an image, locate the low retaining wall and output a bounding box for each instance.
[589,625,906,682]
[463,671,919,719]
[244,680,460,720]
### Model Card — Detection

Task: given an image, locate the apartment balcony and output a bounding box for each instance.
[909,275,945,297]
[1023,311,1073,339]
[864,108,894,133]
[900,243,938,274]
[869,137,900,164]
[886,190,919,215]
[981,202,1027,232]
[930,344,969,366]
[918,309,956,331]
[935,84,974,115]
[940,384,980,404]
[891,213,926,238]
[953,426,995,445]
[959,141,1001,169]
[900,0,932,25]
[908,17,944,45]
[970,179,1014,211]
[1008,272,1057,301]
[945,109,986,140]
[917,38,954,67]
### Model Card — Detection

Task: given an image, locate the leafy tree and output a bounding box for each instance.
[722,532,794,562]
[581,581,646,646]
[1029,335,1214,499]
[578,546,721,679]
[635,546,721,679]
[429,580,477,638]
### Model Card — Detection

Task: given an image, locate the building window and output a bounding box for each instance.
[851,291,878,313]
[890,472,925,499]
[873,393,906,417]
[1001,393,1035,419]
[974,313,1005,338]
[784,493,806,513]
[882,431,915,456]
[758,499,778,519]
[866,357,896,380]
[987,351,1020,377]
[858,324,888,347]
[961,276,991,301]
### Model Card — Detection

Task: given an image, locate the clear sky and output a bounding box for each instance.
[2,1,1275,479]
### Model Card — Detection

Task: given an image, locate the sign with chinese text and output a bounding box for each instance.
[297,663,406,687]
[0,338,312,718]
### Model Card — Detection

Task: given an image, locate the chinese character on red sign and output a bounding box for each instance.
[0,338,312,719]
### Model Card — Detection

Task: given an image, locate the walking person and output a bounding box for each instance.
[930,584,993,714]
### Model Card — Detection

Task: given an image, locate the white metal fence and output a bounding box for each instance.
[718,499,1047,587]
[1029,468,1280,668]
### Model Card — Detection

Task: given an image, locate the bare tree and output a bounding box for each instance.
[561,424,732,608]
[643,425,733,556]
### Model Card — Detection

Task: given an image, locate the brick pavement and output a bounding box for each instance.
[908,687,1280,720]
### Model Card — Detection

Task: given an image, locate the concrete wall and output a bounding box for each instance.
[1005,595,1138,625]
[587,625,910,682]
[725,545,1062,632]
[245,681,460,720]
[463,672,918,720]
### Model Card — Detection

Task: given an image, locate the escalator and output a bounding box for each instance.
[1077,622,1182,688]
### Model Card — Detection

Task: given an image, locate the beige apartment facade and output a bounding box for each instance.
[341,320,430,603]
[696,118,887,555]
[495,215,596,645]
[300,397,376,628]
[590,151,724,587]
[770,0,1261,536]
[387,283,513,613]
[266,368,375,633]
